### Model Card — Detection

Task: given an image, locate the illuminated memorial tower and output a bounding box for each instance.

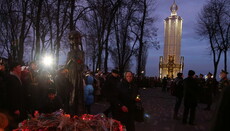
[159,1,184,78]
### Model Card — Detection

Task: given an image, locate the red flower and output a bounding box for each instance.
[77,59,82,64]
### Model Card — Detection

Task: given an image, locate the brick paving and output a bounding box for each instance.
[91,87,216,131]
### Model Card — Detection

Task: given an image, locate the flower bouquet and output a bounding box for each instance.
[14,110,124,131]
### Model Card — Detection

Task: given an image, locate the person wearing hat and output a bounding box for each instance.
[211,71,230,131]
[182,70,199,125]
[204,72,217,111]
[218,70,229,91]
[5,62,27,129]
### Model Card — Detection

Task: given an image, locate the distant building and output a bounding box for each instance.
[159,1,184,79]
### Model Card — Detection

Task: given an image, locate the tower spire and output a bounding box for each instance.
[170,0,178,16]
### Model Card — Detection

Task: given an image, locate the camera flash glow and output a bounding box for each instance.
[42,55,53,66]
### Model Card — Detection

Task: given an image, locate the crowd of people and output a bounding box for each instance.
[0,60,229,131]
[167,69,230,130]
[0,61,142,131]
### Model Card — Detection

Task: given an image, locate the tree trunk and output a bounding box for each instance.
[137,0,147,78]
[103,0,121,73]
[18,1,29,64]
[96,46,102,71]
[69,0,75,31]
[224,50,227,72]
[55,0,61,66]
[34,0,43,60]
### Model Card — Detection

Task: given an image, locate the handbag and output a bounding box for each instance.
[134,101,144,122]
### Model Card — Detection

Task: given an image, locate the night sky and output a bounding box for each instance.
[145,0,230,78]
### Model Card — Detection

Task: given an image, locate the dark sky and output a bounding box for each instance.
[145,0,230,77]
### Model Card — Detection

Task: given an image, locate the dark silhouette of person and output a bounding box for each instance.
[211,70,230,131]
[182,70,199,125]
[37,70,55,109]
[218,70,229,91]
[40,88,62,114]
[25,61,39,113]
[5,62,27,130]
[204,72,216,110]
[102,69,120,116]
[197,73,205,104]
[0,63,7,111]
[54,68,73,114]
[173,73,184,120]
[162,77,168,92]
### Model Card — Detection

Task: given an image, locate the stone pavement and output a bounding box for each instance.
[91,87,216,131]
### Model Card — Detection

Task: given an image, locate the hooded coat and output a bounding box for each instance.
[84,76,94,105]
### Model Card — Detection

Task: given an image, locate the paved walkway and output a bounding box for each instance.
[91,87,216,131]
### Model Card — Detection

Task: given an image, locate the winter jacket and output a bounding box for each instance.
[183,76,199,107]
[84,76,94,105]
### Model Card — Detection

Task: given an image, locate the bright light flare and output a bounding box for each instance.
[144,113,151,120]
[42,55,53,67]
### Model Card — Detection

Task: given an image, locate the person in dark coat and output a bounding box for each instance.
[23,61,39,113]
[182,70,199,125]
[111,71,139,131]
[54,68,73,114]
[211,70,230,131]
[0,63,7,111]
[40,88,62,114]
[204,72,216,110]
[197,74,205,104]
[211,85,230,131]
[218,70,229,91]
[5,62,27,129]
[162,77,168,92]
[37,70,55,108]
[102,69,120,116]
[173,73,184,120]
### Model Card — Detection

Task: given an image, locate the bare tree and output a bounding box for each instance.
[110,0,140,74]
[36,0,44,60]
[197,0,230,78]
[0,0,31,63]
[134,0,158,77]
[84,0,121,73]
[85,35,98,71]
